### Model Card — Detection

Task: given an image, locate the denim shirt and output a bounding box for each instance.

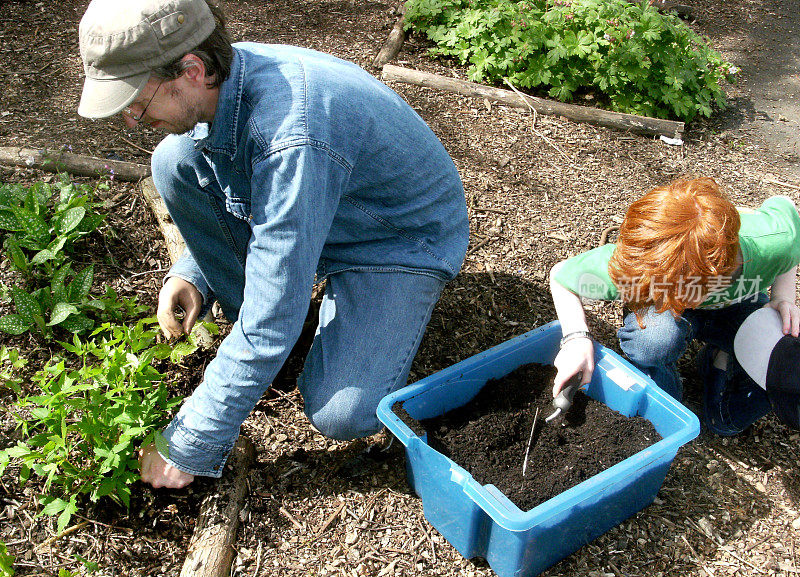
[161,44,469,476]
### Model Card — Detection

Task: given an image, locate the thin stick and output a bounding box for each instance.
[279,506,304,530]
[504,78,577,168]
[34,520,90,552]
[680,535,716,577]
[764,176,800,191]
[119,135,154,156]
[270,387,301,409]
[466,237,493,256]
[317,500,347,536]
[522,407,539,477]
[253,541,263,577]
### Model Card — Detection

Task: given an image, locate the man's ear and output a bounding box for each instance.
[180,54,212,86]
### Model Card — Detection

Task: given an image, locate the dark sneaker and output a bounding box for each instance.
[697,345,771,436]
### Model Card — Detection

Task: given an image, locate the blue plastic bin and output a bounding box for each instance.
[377,321,700,577]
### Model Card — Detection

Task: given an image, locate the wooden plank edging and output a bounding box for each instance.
[381,64,685,138]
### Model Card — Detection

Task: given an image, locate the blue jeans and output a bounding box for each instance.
[618,296,771,420]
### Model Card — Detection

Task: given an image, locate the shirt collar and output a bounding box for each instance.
[189,46,245,158]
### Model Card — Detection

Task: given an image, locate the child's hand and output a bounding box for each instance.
[553,337,594,398]
[765,298,800,337]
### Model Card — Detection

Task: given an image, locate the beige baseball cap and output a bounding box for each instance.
[78,0,216,118]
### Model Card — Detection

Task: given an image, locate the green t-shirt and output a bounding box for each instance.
[553,195,800,309]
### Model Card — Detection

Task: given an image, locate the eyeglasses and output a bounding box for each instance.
[125,79,164,122]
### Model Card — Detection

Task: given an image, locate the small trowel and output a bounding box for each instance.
[522,375,582,477]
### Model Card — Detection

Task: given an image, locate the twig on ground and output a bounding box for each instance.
[503,78,578,168]
[270,387,301,409]
[34,520,90,552]
[280,506,305,530]
[119,135,154,156]
[317,499,347,536]
[764,176,800,191]
[680,534,716,577]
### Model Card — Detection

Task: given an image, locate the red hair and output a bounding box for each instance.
[608,177,740,322]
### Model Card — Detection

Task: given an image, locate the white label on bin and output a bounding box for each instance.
[606,367,636,390]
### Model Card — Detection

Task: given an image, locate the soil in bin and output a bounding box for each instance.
[396,363,661,512]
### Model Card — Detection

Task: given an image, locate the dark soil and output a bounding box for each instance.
[405,363,660,512]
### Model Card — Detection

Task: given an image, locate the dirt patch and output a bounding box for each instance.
[401,363,660,512]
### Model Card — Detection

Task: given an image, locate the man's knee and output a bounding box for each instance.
[151,135,199,205]
[303,389,382,441]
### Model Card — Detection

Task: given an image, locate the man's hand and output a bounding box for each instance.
[157,277,203,339]
[765,298,800,337]
[552,337,594,398]
[138,443,194,489]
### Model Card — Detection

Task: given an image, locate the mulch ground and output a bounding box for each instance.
[2,1,800,576]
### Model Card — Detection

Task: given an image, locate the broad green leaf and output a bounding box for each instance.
[40,496,69,517]
[58,314,94,334]
[69,265,94,302]
[0,315,31,335]
[10,205,48,242]
[30,249,56,265]
[0,540,15,577]
[0,209,18,231]
[10,288,41,324]
[5,238,28,274]
[48,302,79,326]
[58,206,86,234]
[154,431,169,459]
[56,495,78,534]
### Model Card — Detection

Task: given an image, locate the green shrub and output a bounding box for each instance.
[404,0,739,121]
[0,319,207,532]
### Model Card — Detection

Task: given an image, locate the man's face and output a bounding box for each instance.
[122,74,204,134]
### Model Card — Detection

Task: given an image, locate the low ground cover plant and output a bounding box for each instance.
[0,178,143,336]
[0,176,218,537]
[404,0,738,121]
[0,319,203,532]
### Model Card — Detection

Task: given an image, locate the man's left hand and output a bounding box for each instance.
[138,443,195,489]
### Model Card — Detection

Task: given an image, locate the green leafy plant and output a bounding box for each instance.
[0,177,145,337]
[0,346,26,395]
[0,177,105,279]
[404,0,739,121]
[0,265,146,337]
[0,318,203,532]
[0,540,14,577]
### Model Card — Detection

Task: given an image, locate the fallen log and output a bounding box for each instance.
[180,436,256,577]
[372,3,407,69]
[0,146,150,182]
[381,65,684,138]
[141,177,187,265]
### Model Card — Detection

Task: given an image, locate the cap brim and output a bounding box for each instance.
[78,72,150,119]
[734,307,784,389]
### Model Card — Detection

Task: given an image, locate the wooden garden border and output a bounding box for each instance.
[381,65,685,138]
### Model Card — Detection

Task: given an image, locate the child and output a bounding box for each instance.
[550,177,800,435]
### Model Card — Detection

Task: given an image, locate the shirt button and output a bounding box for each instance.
[177,14,185,24]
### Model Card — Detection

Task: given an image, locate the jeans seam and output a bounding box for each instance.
[383,283,443,400]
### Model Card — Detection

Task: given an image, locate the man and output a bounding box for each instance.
[77,0,469,488]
